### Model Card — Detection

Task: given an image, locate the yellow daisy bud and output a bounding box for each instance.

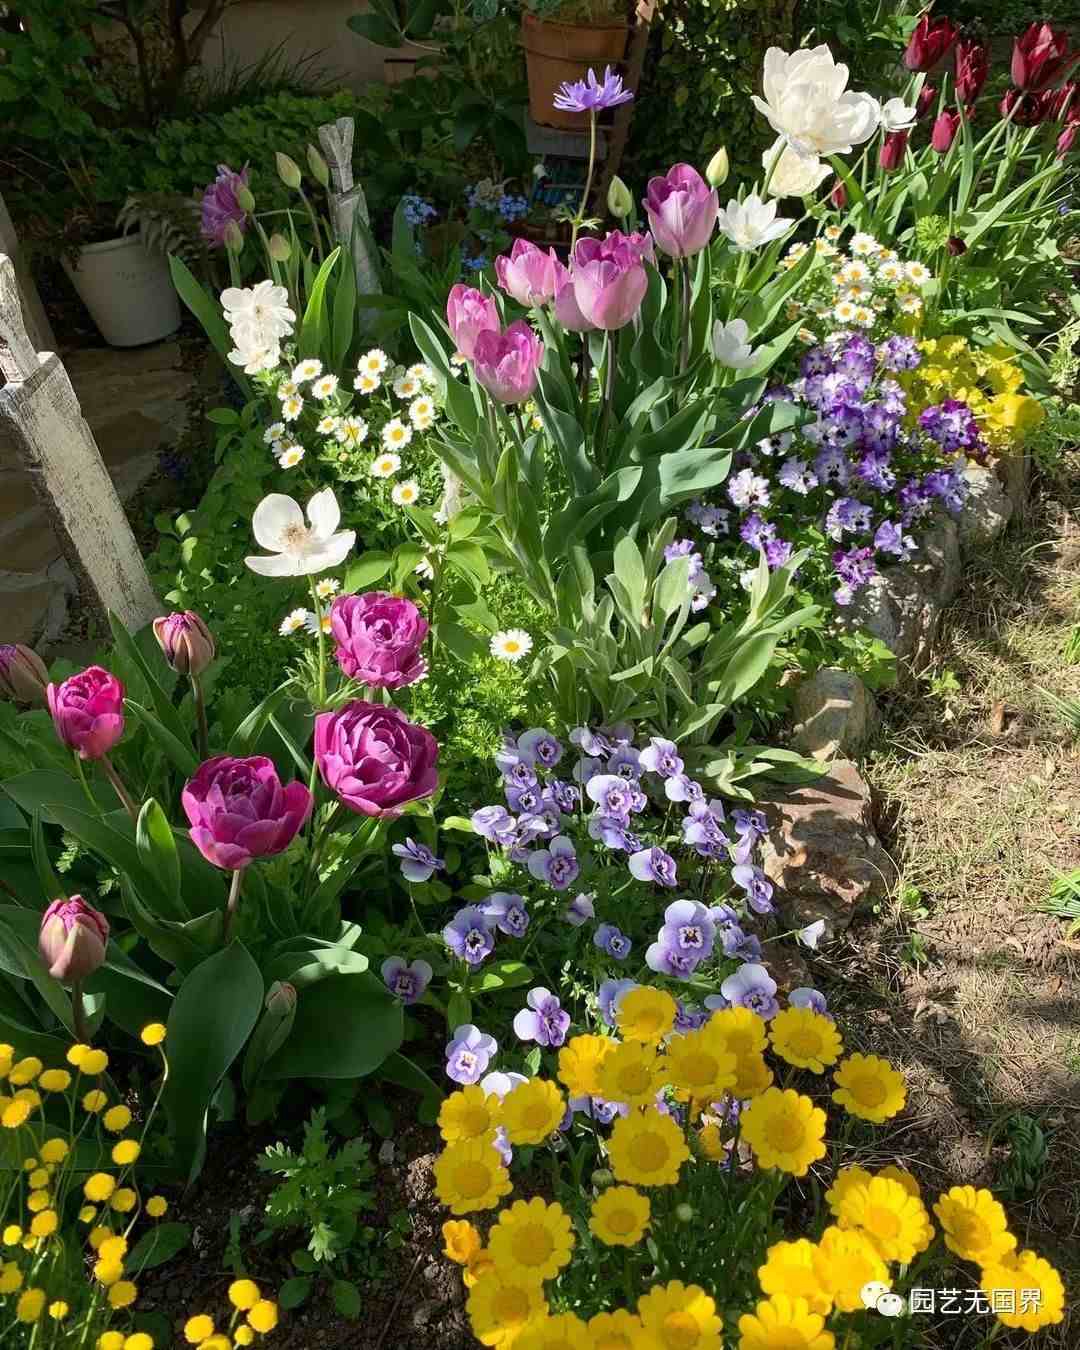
[0,1261,23,1293]
[112,1140,140,1166]
[8,1057,43,1086]
[16,1287,45,1322]
[26,1190,50,1213]
[233,1328,255,1347]
[98,1236,127,1264]
[246,1300,279,1334]
[82,1090,108,1113]
[80,1049,109,1075]
[67,1044,92,1067]
[1,1098,33,1128]
[110,1187,137,1213]
[2,1224,22,1245]
[107,1280,137,1309]
[93,1259,124,1287]
[28,1168,48,1188]
[29,1210,58,1238]
[145,1196,168,1218]
[228,1279,261,1310]
[140,1023,167,1046]
[84,1173,116,1203]
[102,1105,132,1133]
[38,1069,72,1092]
[124,1335,154,1350]
[87,1225,113,1250]
[39,1138,69,1163]
[98,1334,125,1350]
[48,1300,69,1320]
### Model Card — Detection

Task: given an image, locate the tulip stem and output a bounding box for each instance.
[223,869,244,944]
[191,673,209,762]
[309,577,327,707]
[73,753,98,811]
[70,981,89,1042]
[678,257,692,374]
[100,755,137,822]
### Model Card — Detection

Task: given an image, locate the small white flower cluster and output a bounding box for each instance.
[223,281,296,374]
[782,228,933,337]
[278,579,340,638]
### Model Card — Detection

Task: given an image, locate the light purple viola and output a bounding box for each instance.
[506,783,543,814]
[588,814,641,853]
[640,737,684,778]
[727,929,763,963]
[480,1070,528,1100]
[483,892,530,937]
[392,837,445,883]
[797,919,827,950]
[585,773,637,817]
[675,1001,708,1033]
[569,1096,629,1125]
[598,977,637,1026]
[664,773,703,804]
[526,834,580,890]
[544,779,580,814]
[443,905,495,966]
[607,745,641,780]
[513,986,571,1047]
[380,956,433,1005]
[594,924,632,960]
[789,987,832,1019]
[570,726,611,757]
[564,892,595,927]
[720,963,779,1020]
[646,899,716,978]
[732,863,775,915]
[629,845,678,888]
[445,1024,497,1085]
[516,727,564,768]
[471,804,517,844]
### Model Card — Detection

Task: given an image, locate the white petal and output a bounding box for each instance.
[302,531,355,575]
[245,552,300,577]
[252,494,304,551]
[306,487,341,540]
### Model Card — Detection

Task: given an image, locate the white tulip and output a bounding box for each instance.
[220,280,296,340]
[716,193,794,252]
[752,45,880,161]
[245,488,356,578]
[711,318,756,369]
[761,139,832,198]
[877,96,917,133]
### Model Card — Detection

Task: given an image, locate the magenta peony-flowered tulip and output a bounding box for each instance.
[181,755,313,870]
[0,643,48,704]
[47,666,125,760]
[643,163,719,259]
[446,284,500,360]
[201,164,250,248]
[38,896,109,985]
[495,239,561,307]
[330,591,428,689]
[570,230,652,331]
[472,320,544,404]
[152,611,216,676]
[314,701,438,818]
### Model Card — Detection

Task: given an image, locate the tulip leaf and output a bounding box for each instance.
[2,770,112,823]
[381,1051,444,1103]
[228,681,293,757]
[162,940,264,1186]
[263,970,402,1080]
[343,551,392,592]
[30,809,62,904]
[135,799,182,917]
[124,700,199,778]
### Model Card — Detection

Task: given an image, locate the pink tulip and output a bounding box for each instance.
[931,109,962,153]
[315,701,438,818]
[47,666,125,760]
[330,591,428,689]
[570,230,652,331]
[182,755,312,871]
[878,130,910,172]
[0,643,48,704]
[915,84,938,119]
[1059,123,1078,158]
[472,320,544,404]
[643,163,719,259]
[552,261,595,332]
[152,611,216,676]
[38,896,109,985]
[1011,22,1076,94]
[445,284,500,360]
[495,239,560,307]
[954,37,990,104]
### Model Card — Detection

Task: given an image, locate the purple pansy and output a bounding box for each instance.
[789,987,831,1019]
[443,905,495,965]
[445,1024,497,1084]
[392,837,445,883]
[598,977,637,1026]
[381,956,433,1005]
[517,727,564,768]
[594,924,632,960]
[564,892,595,926]
[471,804,517,843]
[646,898,716,978]
[732,863,775,915]
[483,892,530,937]
[512,986,571,1047]
[797,919,827,950]
[586,773,638,816]
[526,834,580,890]
[629,846,678,887]
[719,963,780,1019]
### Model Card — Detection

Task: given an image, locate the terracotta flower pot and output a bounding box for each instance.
[521,12,628,130]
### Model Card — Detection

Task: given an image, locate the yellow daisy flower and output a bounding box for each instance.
[812,1226,888,1313]
[48,1300,69,1319]
[80,1049,109,1075]
[82,1090,108,1113]
[434,1136,513,1215]
[466,1267,548,1346]
[126,1336,154,1350]
[608,1108,689,1188]
[93,1259,124,1287]
[740,1089,827,1176]
[501,1079,565,1146]
[1,1098,33,1128]
[589,1186,650,1247]
[979,1250,1065,1332]
[8,1057,42,1086]
[98,1236,127,1264]
[831,1054,906,1123]
[597,1041,667,1108]
[0,1261,23,1293]
[731,1052,774,1099]
[110,1188,138,1213]
[835,1176,933,1264]
[26,1189,50,1213]
[587,1309,644,1350]
[878,1164,920,1198]
[442,1220,482,1266]
[557,1036,613,1099]
[706,1007,767,1060]
[234,1328,255,1347]
[737,1293,834,1350]
[615,988,677,1044]
[515,1313,591,1350]
[439,1085,501,1144]
[112,1140,140,1166]
[757,1239,832,1315]
[66,1044,92,1068]
[464,1247,497,1289]
[664,1028,737,1103]
[107,1280,137,1309]
[637,1280,723,1350]
[97,1334,125,1350]
[488,1197,574,1282]
[146,1196,168,1218]
[29,1210,58,1238]
[824,1165,872,1219]
[933,1186,1016,1266]
[768,1009,843,1074]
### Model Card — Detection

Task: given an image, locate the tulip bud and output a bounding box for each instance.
[606,174,633,219]
[276,152,303,190]
[1058,123,1078,159]
[235,183,256,214]
[931,109,962,154]
[152,611,215,677]
[266,980,297,1015]
[0,643,49,705]
[223,219,244,253]
[946,236,968,256]
[879,130,910,173]
[307,144,330,188]
[705,146,730,188]
[591,1168,614,1189]
[38,897,109,986]
[674,1203,695,1224]
[830,180,847,210]
[268,232,291,262]
[915,84,937,119]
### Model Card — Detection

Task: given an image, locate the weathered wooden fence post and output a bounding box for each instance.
[317,116,381,329]
[0,254,161,635]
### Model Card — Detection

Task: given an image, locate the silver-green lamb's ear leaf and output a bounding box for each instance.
[653,556,692,623]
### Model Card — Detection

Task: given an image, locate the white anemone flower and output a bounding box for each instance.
[711,318,757,370]
[716,194,794,252]
[876,97,918,134]
[245,488,355,578]
[752,45,880,161]
[761,139,832,198]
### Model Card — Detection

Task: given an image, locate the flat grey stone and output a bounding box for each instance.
[792,667,879,761]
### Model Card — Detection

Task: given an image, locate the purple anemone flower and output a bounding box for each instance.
[564,892,595,926]
[443,905,495,966]
[646,899,716,978]
[594,924,632,960]
[482,892,530,937]
[629,846,678,887]
[732,863,775,914]
[445,1024,497,1084]
[553,65,634,114]
[380,956,433,1005]
[527,834,580,890]
[720,963,779,1019]
[512,986,571,1047]
[598,977,637,1026]
[392,837,445,883]
[200,164,249,248]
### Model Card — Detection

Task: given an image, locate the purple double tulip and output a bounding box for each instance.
[38,896,109,985]
[314,701,438,818]
[472,320,544,404]
[47,666,125,761]
[643,163,719,259]
[200,164,250,248]
[182,755,313,871]
[152,611,216,676]
[570,230,652,331]
[330,591,428,689]
[495,239,561,308]
[0,644,48,705]
[446,283,500,359]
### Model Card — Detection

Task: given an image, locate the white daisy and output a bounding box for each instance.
[382,418,412,450]
[335,416,369,449]
[833,301,857,323]
[353,372,381,394]
[275,444,305,468]
[824,224,843,242]
[529,414,543,432]
[371,452,401,479]
[281,394,304,422]
[264,422,285,445]
[778,256,799,272]
[846,286,872,304]
[897,292,923,315]
[312,374,340,400]
[449,352,468,368]
[853,305,875,328]
[408,396,435,427]
[839,260,870,285]
[277,380,299,400]
[317,415,340,436]
[315,577,341,600]
[877,261,904,284]
[490,629,533,663]
[797,327,817,344]
[786,241,810,260]
[279,608,310,636]
[393,375,421,399]
[850,232,880,256]
[814,239,838,256]
[359,348,389,376]
[407,362,433,384]
[871,296,889,311]
[304,610,333,636]
[391,479,420,506]
[878,247,900,263]
[904,260,931,285]
[292,359,322,383]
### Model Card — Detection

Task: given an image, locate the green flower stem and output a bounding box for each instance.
[222,868,244,944]
[73,752,97,811]
[297,186,325,263]
[310,575,328,707]
[191,671,209,762]
[70,980,89,1043]
[100,754,138,821]
[570,111,598,253]
[679,256,692,374]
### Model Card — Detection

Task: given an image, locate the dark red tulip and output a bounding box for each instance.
[904,14,959,72]
[954,37,991,104]
[1047,81,1077,120]
[879,130,910,172]
[1059,124,1078,158]
[932,108,963,153]
[1000,89,1055,126]
[1010,22,1077,93]
[946,236,967,257]
[916,83,938,119]
[830,180,847,210]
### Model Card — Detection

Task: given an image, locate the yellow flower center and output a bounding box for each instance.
[723,1030,754,1058]
[492,1287,531,1327]
[788,1029,824,1058]
[864,1205,901,1240]
[636,1010,663,1035]
[458,1105,491,1137]
[606,1208,637,1236]
[851,1074,887,1107]
[503,641,521,653]
[765,1113,806,1153]
[950,1211,991,1251]
[628,1131,668,1174]
[661,1311,701,1349]
[453,1161,492,1200]
[596,1336,634,1350]
[511,1223,554,1267]
[681,1054,720,1089]
[618,1064,653,1095]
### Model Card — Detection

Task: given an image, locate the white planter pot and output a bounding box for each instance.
[62,234,181,348]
